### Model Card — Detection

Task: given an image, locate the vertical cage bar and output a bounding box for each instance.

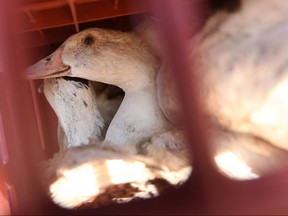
[0,112,9,165]
[29,81,46,150]
[68,0,80,32]
[0,0,48,214]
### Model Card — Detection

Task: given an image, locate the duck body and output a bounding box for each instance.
[193,0,288,151]
[106,86,172,153]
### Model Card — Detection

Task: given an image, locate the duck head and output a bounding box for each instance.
[26,28,160,90]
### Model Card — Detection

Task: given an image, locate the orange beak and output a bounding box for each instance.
[25,46,71,80]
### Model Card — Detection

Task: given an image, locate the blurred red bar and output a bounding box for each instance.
[0,181,10,215]
[0,0,49,214]
[0,112,9,165]
[0,1,11,214]
[152,0,216,176]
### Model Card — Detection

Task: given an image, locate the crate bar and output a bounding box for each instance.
[17,0,152,33]
[17,0,68,12]
[68,0,80,32]
[29,81,46,150]
[0,112,9,165]
[0,1,47,214]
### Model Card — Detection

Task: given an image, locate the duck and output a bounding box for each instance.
[43,76,123,151]
[133,4,288,180]
[25,27,184,158]
[25,25,192,209]
[32,74,189,209]
[191,0,288,178]
[133,14,288,180]
[192,0,288,152]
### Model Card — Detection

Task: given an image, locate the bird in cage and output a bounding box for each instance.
[134,8,288,180]
[25,20,192,209]
[43,76,123,151]
[192,0,288,178]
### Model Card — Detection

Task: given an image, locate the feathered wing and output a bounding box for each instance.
[40,143,192,209]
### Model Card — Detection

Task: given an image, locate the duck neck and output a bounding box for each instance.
[105,84,171,153]
[58,101,103,148]
[44,79,104,149]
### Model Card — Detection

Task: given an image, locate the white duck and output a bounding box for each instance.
[25,28,180,156]
[43,77,104,150]
[25,26,191,208]
[135,5,288,180]
[43,76,124,150]
[192,0,288,153]
[39,77,190,208]
[32,75,190,209]
[133,14,288,180]
[192,0,288,178]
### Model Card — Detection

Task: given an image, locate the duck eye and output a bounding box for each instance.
[83,35,94,45]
